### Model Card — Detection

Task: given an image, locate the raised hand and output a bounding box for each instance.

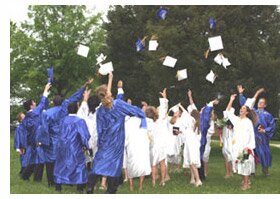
[83,89,92,102]
[159,88,167,99]
[230,94,237,101]
[83,78,94,87]
[117,80,123,88]
[44,83,52,92]
[187,89,192,97]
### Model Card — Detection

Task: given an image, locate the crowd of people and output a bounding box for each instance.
[13,72,276,193]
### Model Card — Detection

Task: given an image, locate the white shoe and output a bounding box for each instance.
[195,181,202,187]
[190,180,195,185]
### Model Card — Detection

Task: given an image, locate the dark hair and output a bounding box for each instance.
[190,109,200,133]
[68,102,79,114]
[145,106,159,122]
[244,106,258,126]
[53,95,63,106]
[23,100,33,111]
[226,120,234,128]
[88,95,100,114]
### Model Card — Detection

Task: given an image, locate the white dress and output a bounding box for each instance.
[226,108,256,176]
[125,116,151,178]
[147,98,169,166]
[203,120,215,162]
[222,127,234,162]
[77,101,98,163]
[182,108,201,169]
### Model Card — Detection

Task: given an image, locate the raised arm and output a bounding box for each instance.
[107,72,113,97]
[77,89,91,119]
[186,89,198,112]
[116,80,124,100]
[237,85,246,106]
[33,83,51,114]
[158,88,169,120]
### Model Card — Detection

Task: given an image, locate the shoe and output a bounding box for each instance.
[241,185,251,191]
[55,184,62,192]
[159,182,165,187]
[195,181,202,187]
[86,188,93,194]
[190,180,195,185]
[99,185,107,190]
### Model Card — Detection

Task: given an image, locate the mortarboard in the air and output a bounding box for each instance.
[222,57,231,69]
[157,7,168,20]
[77,44,90,57]
[136,38,145,52]
[149,40,159,51]
[208,36,223,51]
[99,61,114,76]
[47,66,54,84]
[206,70,217,84]
[208,17,216,29]
[96,53,107,65]
[163,56,177,68]
[177,69,188,81]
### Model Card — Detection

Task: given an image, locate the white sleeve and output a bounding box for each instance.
[77,101,89,119]
[207,121,215,135]
[247,121,256,150]
[226,108,238,127]
[244,98,256,110]
[118,88,124,95]
[158,98,168,120]
[187,103,197,113]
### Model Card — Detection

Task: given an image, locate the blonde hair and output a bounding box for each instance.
[16,112,24,122]
[190,110,200,134]
[95,84,113,109]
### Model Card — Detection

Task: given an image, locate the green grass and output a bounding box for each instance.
[10,135,280,194]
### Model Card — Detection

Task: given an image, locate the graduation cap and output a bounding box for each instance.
[214,53,231,69]
[163,56,177,68]
[168,103,181,114]
[98,61,114,76]
[177,69,188,81]
[96,53,107,65]
[136,38,145,52]
[206,70,217,84]
[47,66,54,84]
[208,17,216,29]
[208,36,224,52]
[157,7,168,20]
[149,40,159,51]
[77,44,90,57]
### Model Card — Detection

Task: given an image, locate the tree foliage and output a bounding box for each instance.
[104,5,280,117]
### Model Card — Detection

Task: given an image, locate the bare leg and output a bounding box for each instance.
[242,175,250,190]
[123,168,128,182]
[159,159,167,186]
[191,164,202,187]
[203,161,208,177]
[129,178,133,191]
[165,163,171,182]
[100,176,107,189]
[151,166,157,187]
[190,167,195,184]
[139,176,145,191]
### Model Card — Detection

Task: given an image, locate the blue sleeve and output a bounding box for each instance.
[116,94,124,100]
[96,110,104,148]
[14,126,21,150]
[239,94,247,106]
[200,105,213,137]
[115,99,147,128]
[61,87,86,115]
[33,96,49,115]
[265,113,276,139]
[77,119,91,149]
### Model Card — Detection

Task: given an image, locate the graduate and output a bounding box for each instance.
[118,81,151,191]
[87,72,147,194]
[238,85,276,176]
[54,102,91,193]
[221,111,235,178]
[21,83,51,181]
[14,112,26,174]
[203,111,216,177]
[145,88,169,187]
[226,94,257,190]
[41,79,92,186]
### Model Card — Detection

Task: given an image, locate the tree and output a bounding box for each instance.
[104,5,280,116]
[10,5,106,127]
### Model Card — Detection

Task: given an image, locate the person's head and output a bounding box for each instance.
[140,101,148,112]
[68,102,79,114]
[127,98,132,105]
[257,98,267,109]
[169,109,183,124]
[145,106,159,122]
[53,95,63,106]
[239,105,258,125]
[190,109,200,133]
[23,99,36,111]
[95,84,113,109]
[16,112,25,122]
[88,95,100,114]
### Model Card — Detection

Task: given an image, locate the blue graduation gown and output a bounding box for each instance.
[199,105,213,160]
[91,99,147,177]
[14,123,27,166]
[54,115,90,184]
[238,95,276,167]
[41,87,85,163]
[21,96,49,167]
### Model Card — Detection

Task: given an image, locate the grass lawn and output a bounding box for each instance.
[10,135,280,194]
